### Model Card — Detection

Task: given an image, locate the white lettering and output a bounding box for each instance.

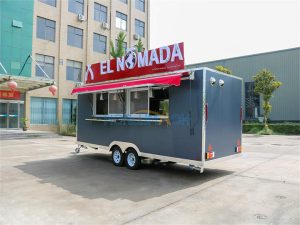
[138,51,149,67]
[159,46,171,64]
[117,57,125,72]
[149,49,159,66]
[106,60,114,74]
[100,61,107,75]
[171,43,183,62]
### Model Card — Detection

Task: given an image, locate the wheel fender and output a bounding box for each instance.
[109,141,141,156]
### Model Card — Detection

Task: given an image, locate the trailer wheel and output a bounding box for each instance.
[125,148,141,170]
[111,146,124,167]
[75,147,80,154]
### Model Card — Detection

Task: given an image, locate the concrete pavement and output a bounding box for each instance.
[0,134,299,224]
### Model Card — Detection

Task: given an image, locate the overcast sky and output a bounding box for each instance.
[149,0,300,64]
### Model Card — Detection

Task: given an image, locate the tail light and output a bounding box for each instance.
[206,151,215,159]
[235,146,242,153]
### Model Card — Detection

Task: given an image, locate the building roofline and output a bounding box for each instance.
[187,47,300,67]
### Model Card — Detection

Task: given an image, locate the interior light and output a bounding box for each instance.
[112,93,117,101]
[133,91,139,99]
[99,93,104,100]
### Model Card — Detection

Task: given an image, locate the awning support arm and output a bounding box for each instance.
[18,55,51,80]
[18,55,30,76]
[0,61,8,74]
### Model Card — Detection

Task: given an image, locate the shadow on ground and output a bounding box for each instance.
[16,153,232,201]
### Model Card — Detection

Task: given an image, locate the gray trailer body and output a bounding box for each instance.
[76,68,242,171]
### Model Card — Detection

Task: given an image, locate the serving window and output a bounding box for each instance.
[93,87,169,119]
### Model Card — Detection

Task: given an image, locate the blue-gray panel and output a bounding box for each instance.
[77,70,204,161]
[205,70,242,160]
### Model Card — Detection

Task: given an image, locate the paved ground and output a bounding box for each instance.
[0,134,299,225]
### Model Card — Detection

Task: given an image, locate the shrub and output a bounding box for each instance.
[59,124,76,137]
[243,123,300,135]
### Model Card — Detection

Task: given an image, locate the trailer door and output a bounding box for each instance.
[204,70,242,160]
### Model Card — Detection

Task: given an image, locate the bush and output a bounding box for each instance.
[243,123,300,135]
[59,124,76,137]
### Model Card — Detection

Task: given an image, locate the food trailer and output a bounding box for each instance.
[71,43,242,172]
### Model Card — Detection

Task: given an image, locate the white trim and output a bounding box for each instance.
[201,68,207,171]
[204,67,243,80]
[75,141,203,168]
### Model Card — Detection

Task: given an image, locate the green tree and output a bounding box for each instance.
[215,65,232,75]
[110,32,126,58]
[135,38,144,52]
[253,69,282,129]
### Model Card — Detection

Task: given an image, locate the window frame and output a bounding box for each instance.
[36,16,56,42]
[68,0,84,15]
[39,0,56,7]
[135,19,145,37]
[62,99,77,124]
[66,59,82,82]
[135,0,145,12]
[30,97,57,125]
[115,11,127,31]
[93,33,107,54]
[67,25,83,48]
[94,2,107,23]
[92,87,169,119]
[35,54,55,79]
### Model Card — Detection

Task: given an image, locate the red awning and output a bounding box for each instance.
[71,74,183,95]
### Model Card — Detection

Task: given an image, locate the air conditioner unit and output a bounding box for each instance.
[133,34,140,40]
[101,22,109,30]
[77,14,85,22]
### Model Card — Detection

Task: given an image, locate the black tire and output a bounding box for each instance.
[125,148,141,170]
[111,146,124,167]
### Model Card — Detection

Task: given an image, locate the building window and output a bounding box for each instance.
[66,60,82,82]
[93,33,107,53]
[36,17,55,42]
[119,0,127,4]
[115,40,127,51]
[30,97,57,124]
[135,19,145,37]
[135,0,145,12]
[68,0,84,15]
[94,3,107,23]
[116,11,127,31]
[35,54,54,79]
[245,82,260,120]
[39,0,56,7]
[62,99,77,124]
[67,25,83,48]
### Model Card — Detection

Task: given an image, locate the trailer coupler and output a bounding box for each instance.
[74,145,87,154]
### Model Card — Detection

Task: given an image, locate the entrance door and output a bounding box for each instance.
[0,103,8,128]
[0,102,22,129]
[8,103,19,128]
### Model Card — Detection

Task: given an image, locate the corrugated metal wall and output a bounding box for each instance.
[187,48,300,121]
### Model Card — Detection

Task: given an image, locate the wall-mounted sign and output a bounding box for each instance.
[0,90,21,100]
[85,42,185,84]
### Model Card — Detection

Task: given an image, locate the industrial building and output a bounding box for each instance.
[187,48,300,122]
[0,0,149,130]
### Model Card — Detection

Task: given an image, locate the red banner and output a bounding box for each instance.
[0,90,21,100]
[85,42,185,84]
